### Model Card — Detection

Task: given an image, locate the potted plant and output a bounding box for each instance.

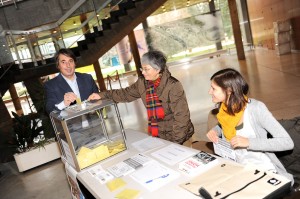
[11,112,61,172]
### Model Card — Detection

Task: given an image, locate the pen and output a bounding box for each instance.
[145,174,169,183]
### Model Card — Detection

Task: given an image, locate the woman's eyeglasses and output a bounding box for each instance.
[139,67,152,72]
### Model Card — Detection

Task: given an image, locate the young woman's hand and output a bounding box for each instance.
[206,129,219,143]
[230,135,249,149]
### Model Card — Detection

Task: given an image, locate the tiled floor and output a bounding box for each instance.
[1,48,300,199]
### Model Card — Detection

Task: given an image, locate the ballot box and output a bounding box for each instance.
[50,99,127,172]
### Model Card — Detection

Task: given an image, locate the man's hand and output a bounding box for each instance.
[64,92,77,106]
[88,93,101,101]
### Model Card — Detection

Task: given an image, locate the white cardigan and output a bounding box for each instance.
[214,98,294,184]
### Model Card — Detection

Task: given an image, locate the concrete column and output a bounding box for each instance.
[142,20,153,51]
[128,30,142,76]
[228,0,245,60]
[93,61,106,91]
[80,14,90,34]
[0,97,13,149]
[26,34,38,67]
[238,0,253,45]
[116,37,132,72]
[8,84,23,115]
[209,0,223,50]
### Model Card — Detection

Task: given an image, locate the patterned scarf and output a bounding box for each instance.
[217,101,246,141]
[146,77,165,137]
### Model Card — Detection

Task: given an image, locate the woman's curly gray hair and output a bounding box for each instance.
[141,50,167,71]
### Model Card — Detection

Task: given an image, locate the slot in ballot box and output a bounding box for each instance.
[50,99,127,172]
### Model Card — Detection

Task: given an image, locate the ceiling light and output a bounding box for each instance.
[53,30,57,33]
[21,35,25,40]
[73,21,76,26]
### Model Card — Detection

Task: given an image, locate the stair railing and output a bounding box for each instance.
[66,0,126,49]
[0,0,127,67]
[0,62,14,80]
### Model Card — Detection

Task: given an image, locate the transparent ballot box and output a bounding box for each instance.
[50,99,127,172]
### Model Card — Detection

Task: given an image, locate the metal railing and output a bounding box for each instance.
[0,0,26,8]
[106,70,122,90]
[0,0,126,69]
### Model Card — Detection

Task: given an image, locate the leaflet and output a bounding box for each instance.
[213,138,236,161]
[88,165,114,184]
[179,151,219,176]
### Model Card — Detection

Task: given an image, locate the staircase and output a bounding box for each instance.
[0,0,167,96]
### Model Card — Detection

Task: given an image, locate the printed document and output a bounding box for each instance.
[131,137,165,152]
[151,144,196,165]
[131,161,179,192]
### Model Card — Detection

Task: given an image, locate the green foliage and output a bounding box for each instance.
[11,112,44,153]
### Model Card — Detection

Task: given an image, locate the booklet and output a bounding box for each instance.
[107,154,153,177]
[179,151,219,176]
[123,153,153,169]
[107,161,136,178]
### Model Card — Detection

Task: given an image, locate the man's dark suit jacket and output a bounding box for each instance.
[44,72,99,114]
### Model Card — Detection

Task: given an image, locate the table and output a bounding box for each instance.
[75,129,291,199]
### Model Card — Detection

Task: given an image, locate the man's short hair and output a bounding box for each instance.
[54,48,77,67]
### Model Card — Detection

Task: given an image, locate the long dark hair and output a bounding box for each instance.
[211,68,249,115]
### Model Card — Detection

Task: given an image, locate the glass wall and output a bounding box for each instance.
[100,0,234,72]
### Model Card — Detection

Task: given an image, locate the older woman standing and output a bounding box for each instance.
[89,50,194,144]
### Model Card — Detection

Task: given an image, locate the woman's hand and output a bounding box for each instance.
[230,135,249,149]
[64,92,77,106]
[206,129,219,143]
[88,93,101,101]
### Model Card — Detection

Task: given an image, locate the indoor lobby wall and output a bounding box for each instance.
[247,0,300,50]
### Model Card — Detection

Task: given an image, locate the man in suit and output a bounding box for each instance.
[44,48,99,114]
